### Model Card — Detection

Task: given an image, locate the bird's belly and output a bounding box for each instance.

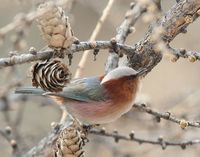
[65,100,134,124]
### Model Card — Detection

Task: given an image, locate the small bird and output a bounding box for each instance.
[15,66,145,124]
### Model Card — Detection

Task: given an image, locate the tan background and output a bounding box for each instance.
[0,0,200,157]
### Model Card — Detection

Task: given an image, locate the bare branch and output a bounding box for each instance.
[0,41,135,68]
[74,0,116,78]
[0,128,19,156]
[1,1,199,73]
[0,0,74,39]
[127,0,200,71]
[169,47,200,62]
[0,128,12,144]
[23,118,73,157]
[133,103,200,128]
[105,1,146,73]
[90,128,200,150]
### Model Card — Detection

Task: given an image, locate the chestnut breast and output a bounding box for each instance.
[103,75,139,104]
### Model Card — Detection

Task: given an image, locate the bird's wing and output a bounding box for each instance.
[44,76,109,102]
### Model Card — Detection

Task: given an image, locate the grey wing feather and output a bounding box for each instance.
[45,77,108,102]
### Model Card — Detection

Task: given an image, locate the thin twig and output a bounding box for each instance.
[133,103,200,128]
[0,41,135,69]
[105,1,146,73]
[90,128,200,150]
[0,0,74,39]
[74,0,116,78]
[127,0,200,71]
[169,47,200,62]
[0,128,19,156]
[0,78,27,156]
[23,118,73,157]
[0,129,12,143]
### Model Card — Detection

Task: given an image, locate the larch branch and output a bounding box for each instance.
[90,128,200,150]
[127,0,200,71]
[133,103,200,128]
[0,41,135,69]
[105,1,146,73]
[169,47,200,62]
[0,0,74,39]
[74,0,116,78]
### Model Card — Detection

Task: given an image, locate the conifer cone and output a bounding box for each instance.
[54,127,85,157]
[31,59,71,92]
[37,2,76,49]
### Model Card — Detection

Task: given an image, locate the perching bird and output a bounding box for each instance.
[15,66,145,124]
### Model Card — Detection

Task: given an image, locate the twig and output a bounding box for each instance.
[0,2,199,72]
[0,79,22,125]
[23,118,73,157]
[14,103,26,128]
[0,78,27,156]
[127,0,200,71]
[105,1,146,73]
[90,128,200,150]
[0,41,135,68]
[74,0,116,78]
[0,128,19,156]
[0,0,74,39]
[0,128,12,144]
[133,103,200,128]
[169,47,200,62]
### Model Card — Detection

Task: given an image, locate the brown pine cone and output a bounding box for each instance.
[37,2,77,49]
[54,127,85,157]
[31,59,71,92]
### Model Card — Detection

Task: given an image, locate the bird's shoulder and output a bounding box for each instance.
[68,76,103,89]
[55,76,108,102]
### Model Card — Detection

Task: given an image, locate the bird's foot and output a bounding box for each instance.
[80,124,100,145]
[82,124,100,134]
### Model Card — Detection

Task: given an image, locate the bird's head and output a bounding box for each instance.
[100,66,144,85]
[99,66,145,105]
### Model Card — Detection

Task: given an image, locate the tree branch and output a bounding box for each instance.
[0,41,135,69]
[133,103,200,128]
[74,0,116,78]
[90,128,200,150]
[127,0,200,71]
[23,119,73,157]
[0,128,19,156]
[0,0,74,39]
[105,1,146,73]
[169,47,200,62]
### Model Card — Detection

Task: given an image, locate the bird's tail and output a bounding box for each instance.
[15,87,45,95]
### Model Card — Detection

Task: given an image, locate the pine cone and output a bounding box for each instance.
[31,59,71,92]
[37,2,76,49]
[54,127,85,157]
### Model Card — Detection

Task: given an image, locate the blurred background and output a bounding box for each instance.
[0,0,200,156]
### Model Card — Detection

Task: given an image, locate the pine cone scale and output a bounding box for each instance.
[31,60,71,92]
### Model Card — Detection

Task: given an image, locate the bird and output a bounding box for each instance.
[15,66,145,125]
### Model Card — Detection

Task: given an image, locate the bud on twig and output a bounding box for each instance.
[179,119,188,129]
